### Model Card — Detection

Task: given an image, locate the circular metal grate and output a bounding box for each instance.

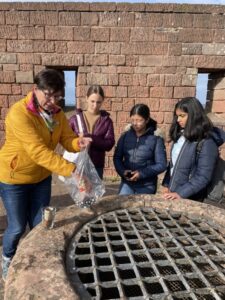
[66,207,225,300]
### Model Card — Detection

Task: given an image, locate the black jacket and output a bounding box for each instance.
[113,124,167,193]
[162,128,224,200]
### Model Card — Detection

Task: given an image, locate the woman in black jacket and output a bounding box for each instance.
[163,97,224,201]
[114,104,167,195]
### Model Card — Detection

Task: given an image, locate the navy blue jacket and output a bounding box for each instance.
[163,128,224,200]
[113,125,167,193]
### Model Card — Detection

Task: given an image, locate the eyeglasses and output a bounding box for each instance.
[42,90,64,102]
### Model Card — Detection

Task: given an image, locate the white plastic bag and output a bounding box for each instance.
[64,148,105,208]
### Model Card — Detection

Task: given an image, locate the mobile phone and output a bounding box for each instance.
[126,171,132,178]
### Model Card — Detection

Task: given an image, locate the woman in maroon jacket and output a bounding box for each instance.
[69,85,115,179]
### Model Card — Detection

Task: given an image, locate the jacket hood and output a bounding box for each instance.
[211,127,225,147]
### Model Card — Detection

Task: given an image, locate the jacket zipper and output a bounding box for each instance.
[169,141,188,191]
[132,137,139,170]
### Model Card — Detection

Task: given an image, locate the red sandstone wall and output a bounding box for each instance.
[0,3,225,176]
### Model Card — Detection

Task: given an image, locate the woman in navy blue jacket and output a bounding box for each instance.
[163,97,224,201]
[113,104,167,195]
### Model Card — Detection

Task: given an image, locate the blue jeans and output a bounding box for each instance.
[119,181,155,195]
[0,176,52,258]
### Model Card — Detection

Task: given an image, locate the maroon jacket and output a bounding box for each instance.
[69,109,115,168]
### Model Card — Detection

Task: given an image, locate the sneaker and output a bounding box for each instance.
[1,255,12,282]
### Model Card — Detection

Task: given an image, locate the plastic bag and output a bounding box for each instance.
[63,148,106,208]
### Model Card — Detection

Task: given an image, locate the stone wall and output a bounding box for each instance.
[0,2,225,176]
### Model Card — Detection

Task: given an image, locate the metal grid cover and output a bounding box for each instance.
[66,207,225,300]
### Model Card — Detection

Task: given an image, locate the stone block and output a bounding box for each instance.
[168,43,182,55]
[95,42,120,55]
[202,44,225,55]
[81,12,98,26]
[0,71,15,83]
[104,86,116,98]
[6,11,30,25]
[0,25,17,39]
[163,13,193,28]
[182,75,197,86]
[18,26,44,40]
[87,73,108,85]
[76,74,86,86]
[154,28,179,43]
[99,12,118,27]
[73,27,90,41]
[122,42,167,55]
[182,42,203,55]
[0,53,16,64]
[12,84,21,95]
[173,86,195,98]
[90,3,116,11]
[123,98,135,112]
[42,54,83,66]
[110,28,130,42]
[33,41,54,53]
[3,64,19,71]
[117,12,135,27]
[159,98,178,112]
[165,74,182,87]
[147,75,161,87]
[59,12,80,26]
[68,42,94,54]
[133,74,147,86]
[139,55,163,67]
[179,28,213,43]
[112,101,123,112]
[85,54,108,66]
[21,84,34,95]
[0,84,11,94]
[150,87,173,98]
[55,42,67,54]
[91,27,110,41]
[30,12,58,25]
[130,28,153,42]
[16,71,33,83]
[194,56,225,69]
[0,95,8,108]
[108,74,118,86]
[164,112,174,124]
[0,12,5,24]
[151,111,164,124]
[20,64,33,72]
[17,53,41,65]
[119,74,133,86]
[116,86,127,97]
[0,40,6,51]
[135,67,155,74]
[64,3,89,11]
[109,55,125,66]
[135,13,163,27]
[128,86,149,97]
[101,66,117,74]
[116,3,145,12]
[7,40,33,52]
[46,26,73,41]
[214,29,225,43]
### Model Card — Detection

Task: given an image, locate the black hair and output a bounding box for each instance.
[34,69,65,93]
[87,85,104,99]
[130,103,157,131]
[170,97,213,142]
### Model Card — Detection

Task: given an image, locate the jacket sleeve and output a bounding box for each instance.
[138,137,167,179]
[162,164,171,187]
[113,133,126,178]
[89,119,115,151]
[8,109,77,177]
[59,112,81,153]
[176,139,218,199]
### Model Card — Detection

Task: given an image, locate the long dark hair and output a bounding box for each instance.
[87,85,104,99]
[170,97,213,142]
[130,104,157,131]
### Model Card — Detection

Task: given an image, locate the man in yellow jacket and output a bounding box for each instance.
[0,69,91,281]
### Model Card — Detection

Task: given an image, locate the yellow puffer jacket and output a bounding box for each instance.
[0,93,80,184]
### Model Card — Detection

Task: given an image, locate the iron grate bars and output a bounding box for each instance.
[66,207,225,300]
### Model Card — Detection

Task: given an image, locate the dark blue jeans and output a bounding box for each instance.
[0,176,52,258]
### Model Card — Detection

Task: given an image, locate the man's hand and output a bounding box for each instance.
[78,136,92,150]
[124,170,140,182]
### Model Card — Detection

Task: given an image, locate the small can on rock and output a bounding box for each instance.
[42,206,56,229]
